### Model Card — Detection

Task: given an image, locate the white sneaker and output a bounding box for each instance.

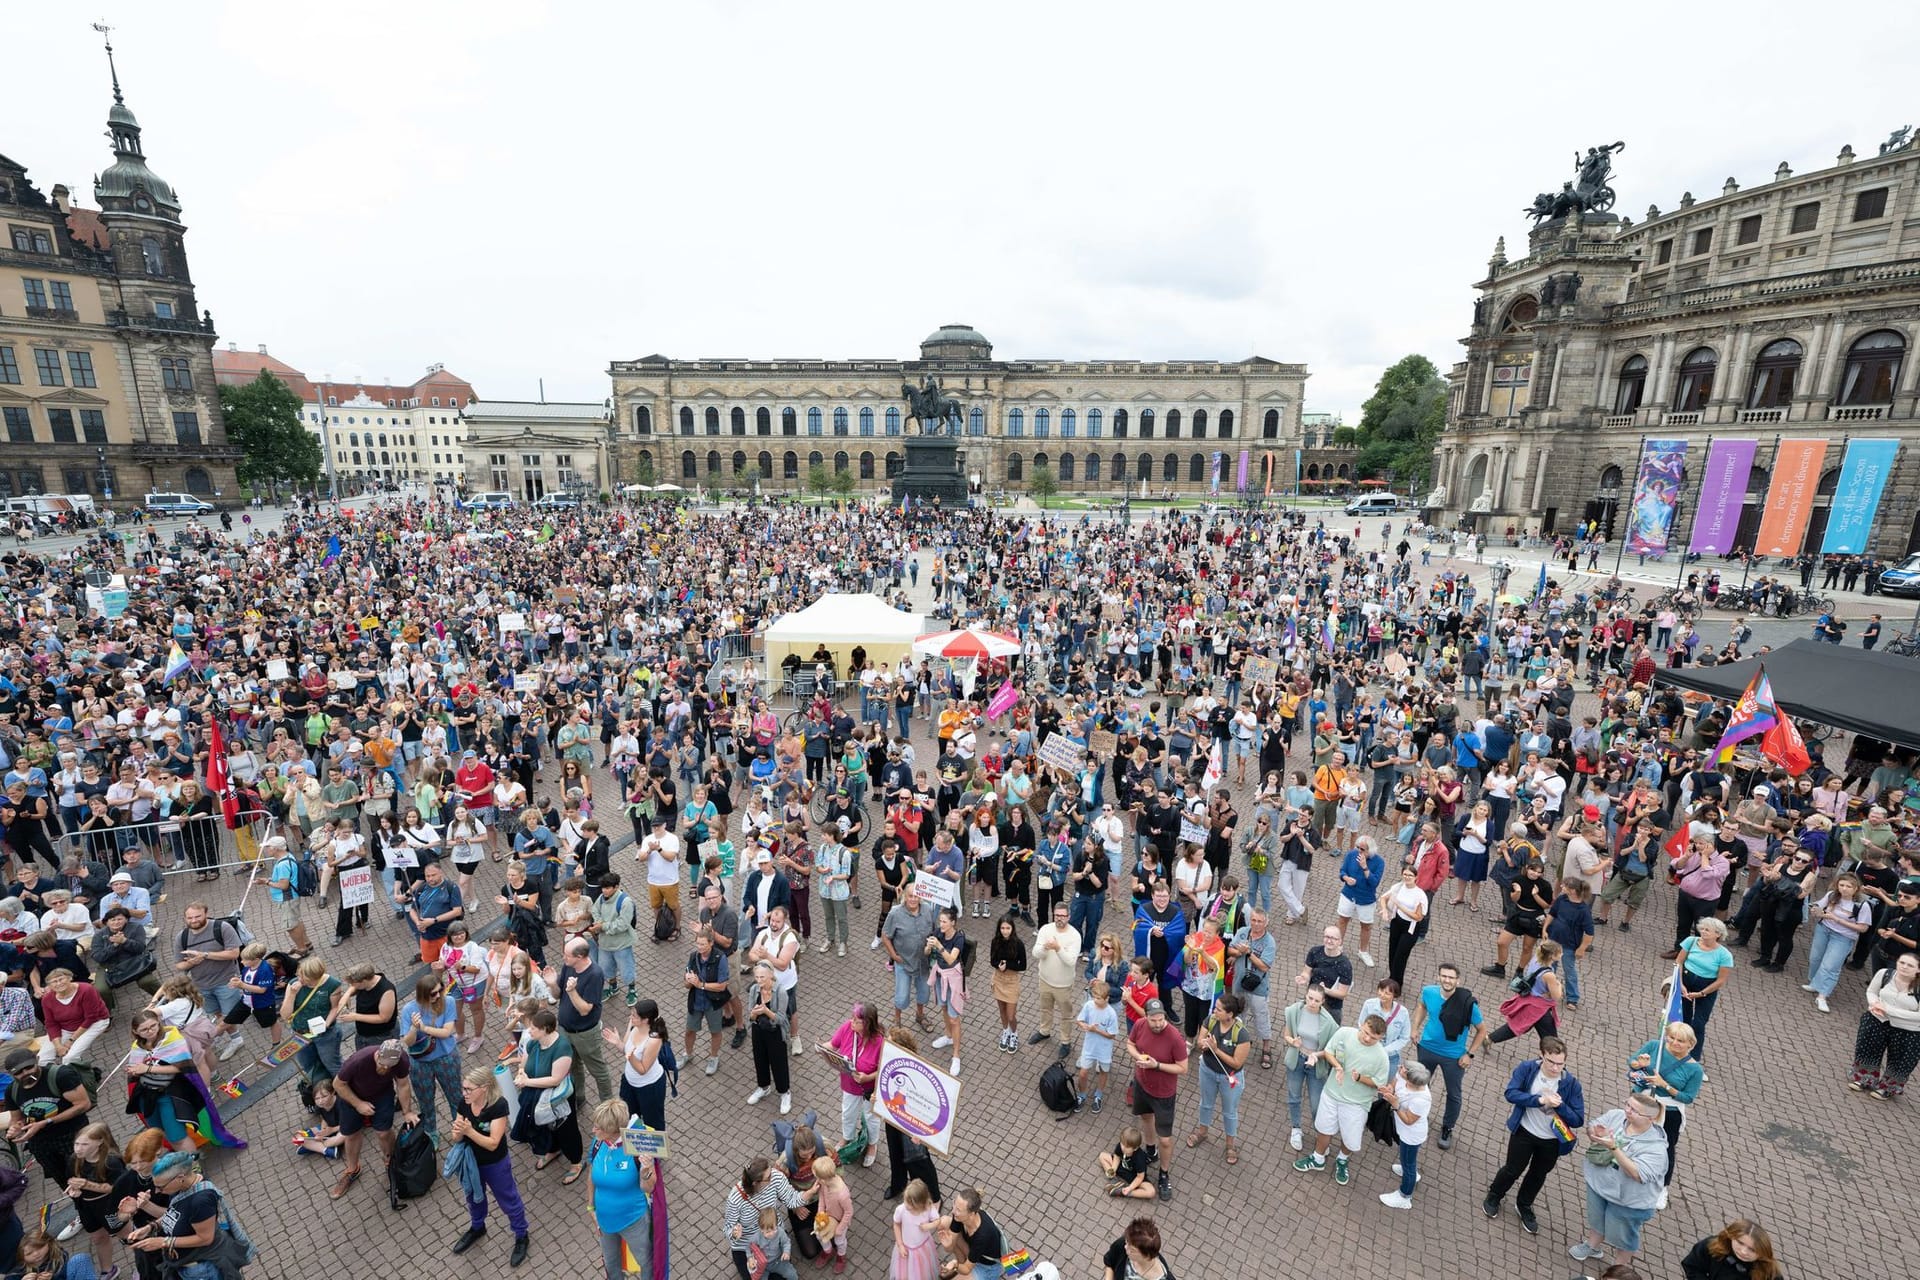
[790,1039,805,1056]
[1391,1163,1421,1184]
[1816,995,1830,1013]
[836,943,846,958]
[1800,983,1820,993]
[949,1056,960,1076]
[779,1093,792,1115]
[870,937,882,950]
[747,1087,769,1105]
[217,1034,246,1062]
[1359,950,1376,969]
[55,1220,81,1243]
[1655,1187,1669,1210]
[816,941,833,953]
[1289,1128,1303,1151]
[931,1034,953,1049]
[1378,1191,1413,1209]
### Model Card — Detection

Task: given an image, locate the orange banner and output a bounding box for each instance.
[1753,438,1829,556]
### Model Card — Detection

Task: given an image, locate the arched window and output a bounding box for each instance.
[1188,453,1205,482]
[634,406,652,435]
[680,450,697,479]
[1087,408,1103,438]
[140,236,166,275]
[758,407,774,436]
[1192,410,1207,438]
[348,432,360,448]
[1006,452,1024,481]
[1308,463,1321,481]
[1062,409,1077,438]
[1614,355,1649,414]
[1085,453,1101,482]
[833,450,849,473]
[781,408,797,435]
[885,452,903,479]
[833,407,849,435]
[731,450,746,475]
[888,407,903,435]
[735,407,750,435]
[1114,409,1129,438]
[1262,408,1280,439]
[1140,409,1156,439]
[1337,463,1351,480]
[859,450,875,479]
[183,465,211,495]
[1162,452,1178,482]
[1166,409,1181,439]
[757,450,772,477]
[1672,347,1717,412]
[1059,453,1075,481]
[859,407,874,436]
[782,450,799,479]
[966,406,983,436]
[377,433,388,447]
[1746,340,1803,409]
[809,450,824,470]
[1839,330,1907,405]
[679,407,695,434]
[1502,297,1539,331]
[1131,452,1148,481]
[1033,451,1049,475]
[1008,408,1025,437]
[1034,409,1050,438]
[704,407,720,435]
[1218,409,1234,437]
[706,450,721,476]
[807,407,823,435]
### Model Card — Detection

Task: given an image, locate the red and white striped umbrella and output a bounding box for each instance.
[912,627,1021,661]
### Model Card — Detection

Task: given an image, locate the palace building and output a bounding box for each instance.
[0,41,237,505]
[607,325,1310,497]
[1433,130,1920,556]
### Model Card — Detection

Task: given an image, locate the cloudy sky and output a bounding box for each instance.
[12,2,1916,417]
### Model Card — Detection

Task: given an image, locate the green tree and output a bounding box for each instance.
[1027,465,1058,500]
[1330,425,1359,447]
[807,463,834,496]
[830,467,856,497]
[219,371,321,494]
[629,451,656,488]
[1355,355,1447,486]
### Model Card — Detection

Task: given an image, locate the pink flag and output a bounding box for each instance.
[985,680,1020,720]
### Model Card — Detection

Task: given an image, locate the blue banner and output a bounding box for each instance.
[1820,438,1900,554]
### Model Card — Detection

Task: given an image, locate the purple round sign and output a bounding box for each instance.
[877,1055,952,1138]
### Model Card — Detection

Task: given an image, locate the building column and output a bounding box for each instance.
[1531,444,1552,509]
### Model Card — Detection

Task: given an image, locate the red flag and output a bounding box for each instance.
[1760,713,1812,777]
[205,719,241,830]
[1662,825,1690,864]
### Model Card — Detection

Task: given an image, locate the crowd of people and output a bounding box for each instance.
[0,488,1900,1278]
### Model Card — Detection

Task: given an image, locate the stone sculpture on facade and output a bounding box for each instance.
[1525,141,1625,223]
[1881,126,1913,156]
[901,376,962,435]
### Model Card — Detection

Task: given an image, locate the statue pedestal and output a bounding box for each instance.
[893,435,970,508]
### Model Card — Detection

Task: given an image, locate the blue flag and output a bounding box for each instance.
[322,535,342,566]
[1532,561,1547,601]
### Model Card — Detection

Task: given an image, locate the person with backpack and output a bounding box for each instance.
[591,874,640,1009]
[173,903,248,1065]
[124,1149,256,1279]
[1,1048,93,1193]
[264,834,316,958]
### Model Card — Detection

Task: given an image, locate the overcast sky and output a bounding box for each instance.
[12,2,1917,418]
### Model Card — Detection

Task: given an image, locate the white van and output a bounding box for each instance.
[1344,493,1402,516]
[144,492,215,515]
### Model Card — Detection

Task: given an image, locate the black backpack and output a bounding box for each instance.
[386,1121,437,1208]
[1038,1061,1077,1118]
[653,902,678,943]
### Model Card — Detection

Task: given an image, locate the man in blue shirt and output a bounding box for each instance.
[1405,962,1489,1150]
[1335,835,1385,968]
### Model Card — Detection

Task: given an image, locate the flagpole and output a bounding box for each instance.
[1614,434,1646,578]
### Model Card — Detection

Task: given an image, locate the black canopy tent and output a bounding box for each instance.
[1652,638,1920,751]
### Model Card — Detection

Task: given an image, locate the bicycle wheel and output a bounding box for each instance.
[808,787,832,823]
[782,710,804,735]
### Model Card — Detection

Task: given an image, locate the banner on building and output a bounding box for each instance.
[1687,438,1757,556]
[1209,452,1223,495]
[1625,438,1689,555]
[1820,438,1900,554]
[1754,438,1830,556]
[1236,450,1250,492]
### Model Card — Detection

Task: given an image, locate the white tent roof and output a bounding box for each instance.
[764,593,923,645]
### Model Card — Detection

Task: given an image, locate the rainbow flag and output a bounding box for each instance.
[163,642,192,684]
[1711,669,1779,765]
[1321,613,1337,651]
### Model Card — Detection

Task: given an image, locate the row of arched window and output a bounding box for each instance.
[643,404,1295,440]
[1614,329,1908,414]
[1003,451,1240,484]
[674,449,904,481]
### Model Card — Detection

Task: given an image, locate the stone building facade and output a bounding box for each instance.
[459,400,611,501]
[607,326,1309,497]
[0,48,237,505]
[1433,132,1920,556]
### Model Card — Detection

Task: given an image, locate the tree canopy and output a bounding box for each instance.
[219,372,322,492]
[1354,354,1448,486]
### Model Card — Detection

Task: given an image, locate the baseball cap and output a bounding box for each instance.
[374,1039,406,1066]
[1899,877,1920,896]
[1143,998,1167,1016]
[1581,805,1601,822]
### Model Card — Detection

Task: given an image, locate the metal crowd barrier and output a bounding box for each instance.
[50,807,286,880]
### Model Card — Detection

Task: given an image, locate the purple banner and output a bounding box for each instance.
[1626,438,1688,555]
[1236,450,1249,491]
[1687,438,1757,555]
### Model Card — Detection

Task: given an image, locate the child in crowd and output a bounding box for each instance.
[1120,957,1157,1027]
[292,1079,345,1157]
[1097,1125,1158,1199]
[890,1178,941,1280]
[224,943,287,1048]
[750,1204,800,1280]
[812,1155,854,1273]
[1073,979,1120,1113]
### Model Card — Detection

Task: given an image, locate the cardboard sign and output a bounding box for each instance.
[1178,816,1211,846]
[265,659,291,683]
[1246,655,1279,689]
[1036,733,1085,776]
[1087,730,1118,760]
[912,870,960,912]
[513,674,542,693]
[339,865,376,909]
[874,1039,963,1155]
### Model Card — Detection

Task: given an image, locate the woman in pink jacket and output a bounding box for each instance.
[824,1001,885,1167]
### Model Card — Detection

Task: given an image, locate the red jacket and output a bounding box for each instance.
[1412,838,1452,893]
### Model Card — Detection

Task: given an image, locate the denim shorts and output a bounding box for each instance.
[1585,1186,1655,1253]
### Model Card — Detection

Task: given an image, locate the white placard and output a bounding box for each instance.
[385,846,419,870]
[265,659,291,682]
[1178,817,1210,846]
[874,1039,962,1155]
[498,611,527,634]
[1035,733,1086,776]
[911,870,959,912]
[339,865,376,909]
[513,674,541,693]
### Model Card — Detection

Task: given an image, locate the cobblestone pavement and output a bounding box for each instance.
[27,541,1915,1280]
